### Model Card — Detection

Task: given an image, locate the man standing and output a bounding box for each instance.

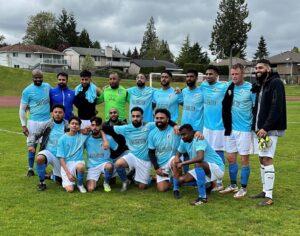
[153,70,183,122]
[50,72,75,121]
[74,70,101,128]
[148,109,180,192]
[250,59,287,206]
[220,63,256,198]
[19,69,51,176]
[127,73,156,122]
[27,104,68,191]
[97,72,129,121]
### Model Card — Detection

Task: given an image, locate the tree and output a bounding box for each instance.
[92,40,101,49]
[132,47,139,59]
[140,16,159,59]
[253,36,269,60]
[114,45,121,53]
[291,46,299,53]
[176,35,192,67]
[23,11,57,47]
[209,0,251,59]
[78,28,92,47]
[81,54,95,70]
[126,48,132,58]
[189,42,210,64]
[0,34,7,47]
[157,40,174,62]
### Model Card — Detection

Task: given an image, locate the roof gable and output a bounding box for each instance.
[267,51,300,64]
[0,44,63,54]
[131,59,179,69]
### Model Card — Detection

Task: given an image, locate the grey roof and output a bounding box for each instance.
[0,44,63,54]
[211,57,251,66]
[131,59,180,69]
[267,51,300,64]
[65,47,128,59]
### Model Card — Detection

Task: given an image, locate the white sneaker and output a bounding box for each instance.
[103,182,111,192]
[219,185,239,194]
[77,185,87,193]
[211,183,224,192]
[233,188,247,198]
[120,180,129,192]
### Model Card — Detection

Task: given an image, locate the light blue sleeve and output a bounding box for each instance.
[177,140,186,153]
[113,125,126,136]
[107,135,118,151]
[148,130,155,149]
[21,89,29,105]
[195,139,207,152]
[177,92,183,104]
[251,93,256,106]
[56,136,65,159]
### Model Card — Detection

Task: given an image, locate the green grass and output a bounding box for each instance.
[0,102,299,235]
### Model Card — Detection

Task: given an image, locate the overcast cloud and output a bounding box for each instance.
[0,0,299,60]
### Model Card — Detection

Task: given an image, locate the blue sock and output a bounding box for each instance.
[104,169,113,184]
[36,163,46,182]
[28,151,35,169]
[183,154,190,173]
[77,172,84,186]
[229,163,238,185]
[195,167,206,198]
[216,151,225,164]
[116,167,127,182]
[240,166,250,188]
[183,181,197,186]
[173,178,180,191]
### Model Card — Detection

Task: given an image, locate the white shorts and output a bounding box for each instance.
[156,156,175,183]
[203,127,225,151]
[252,133,278,158]
[61,161,85,187]
[80,120,91,129]
[112,150,130,177]
[122,152,152,184]
[38,150,61,177]
[225,130,252,155]
[188,163,224,183]
[87,162,112,181]
[27,120,50,143]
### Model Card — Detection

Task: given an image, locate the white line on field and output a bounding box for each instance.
[288,122,300,124]
[0,128,23,135]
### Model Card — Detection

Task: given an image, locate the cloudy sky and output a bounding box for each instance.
[0,0,299,60]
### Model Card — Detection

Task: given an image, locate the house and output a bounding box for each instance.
[0,44,67,69]
[211,57,251,67]
[128,59,181,75]
[267,51,300,76]
[63,46,130,71]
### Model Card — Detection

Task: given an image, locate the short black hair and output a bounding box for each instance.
[51,104,65,112]
[206,65,219,75]
[80,70,92,78]
[186,69,198,77]
[257,59,271,66]
[155,108,171,120]
[90,116,102,125]
[57,72,68,80]
[68,116,82,125]
[131,106,144,115]
[179,124,194,132]
[161,70,173,78]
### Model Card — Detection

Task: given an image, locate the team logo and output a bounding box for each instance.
[118,89,122,95]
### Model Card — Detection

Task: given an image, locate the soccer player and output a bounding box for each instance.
[97,72,129,121]
[19,69,51,176]
[57,116,88,193]
[250,59,287,206]
[27,104,68,191]
[127,73,156,122]
[50,72,75,121]
[153,70,183,122]
[200,65,227,191]
[85,117,118,192]
[148,109,180,192]
[220,63,256,198]
[174,124,225,205]
[74,70,101,128]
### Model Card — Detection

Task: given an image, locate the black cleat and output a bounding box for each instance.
[173,190,181,199]
[27,169,35,177]
[250,192,266,199]
[258,197,273,206]
[37,183,47,191]
[190,197,208,206]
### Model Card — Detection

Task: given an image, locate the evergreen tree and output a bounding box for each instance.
[157,40,174,62]
[78,28,92,47]
[140,16,159,59]
[126,48,132,58]
[209,0,251,59]
[253,36,269,60]
[190,42,210,64]
[291,46,299,53]
[132,47,140,59]
[81,54,95,70]
[176,34,192,67]
[114,45,121,53]
[92,40,101,49]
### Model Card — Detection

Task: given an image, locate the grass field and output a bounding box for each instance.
[0,67,300,235]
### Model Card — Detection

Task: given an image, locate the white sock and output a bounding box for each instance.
[260,164,265,192]
[264,165,275,199]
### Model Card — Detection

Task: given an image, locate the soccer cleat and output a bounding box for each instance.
[250,192,266,199]
[37,183,46,191]
[120,180,129,192]
[77,185,87,193]
[206,182,216,194]
[258,198,273,206]
[233,188,247,198]
[190,197,208,206]
[219,185,239,194]
[27,169,35,177]
[173,190,181,199]
[103,183,111,192]
[211,183,223,192]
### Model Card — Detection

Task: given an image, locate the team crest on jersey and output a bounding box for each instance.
[240,89,244,94]
[167,134,171,140]
[118,89,122,95]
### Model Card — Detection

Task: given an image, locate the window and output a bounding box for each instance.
[13,52,18,57]
[25,53,31,58]
[14,65,20,68]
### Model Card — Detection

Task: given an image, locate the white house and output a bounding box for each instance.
[63,46,130,71]
[0,44,67,69]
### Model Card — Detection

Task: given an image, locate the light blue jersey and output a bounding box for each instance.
[178,138,225,171]
[181,86,204,132]
[148,125,180,166]
[127,86,156,122]
[85,135,118,168]
[114,122,156,161]
[45,122,65,156]
[57,133,88,163]
[231,82,256,132]
[153,87,183,122]
[21,83,51,121]
[200,81,228,130]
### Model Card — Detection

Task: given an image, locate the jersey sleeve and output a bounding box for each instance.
[146,122,156,131]
[195,139,207,152]
[177,92,183,104]
[113,125,126,136]
[147,130,155,149]
[21,89,29,105]
[107,135,118,151]
[96,92,104,104]
[56,136,65,159]
[177,140,186,153]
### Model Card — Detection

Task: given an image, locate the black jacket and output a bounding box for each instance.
[251,72,287,132]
